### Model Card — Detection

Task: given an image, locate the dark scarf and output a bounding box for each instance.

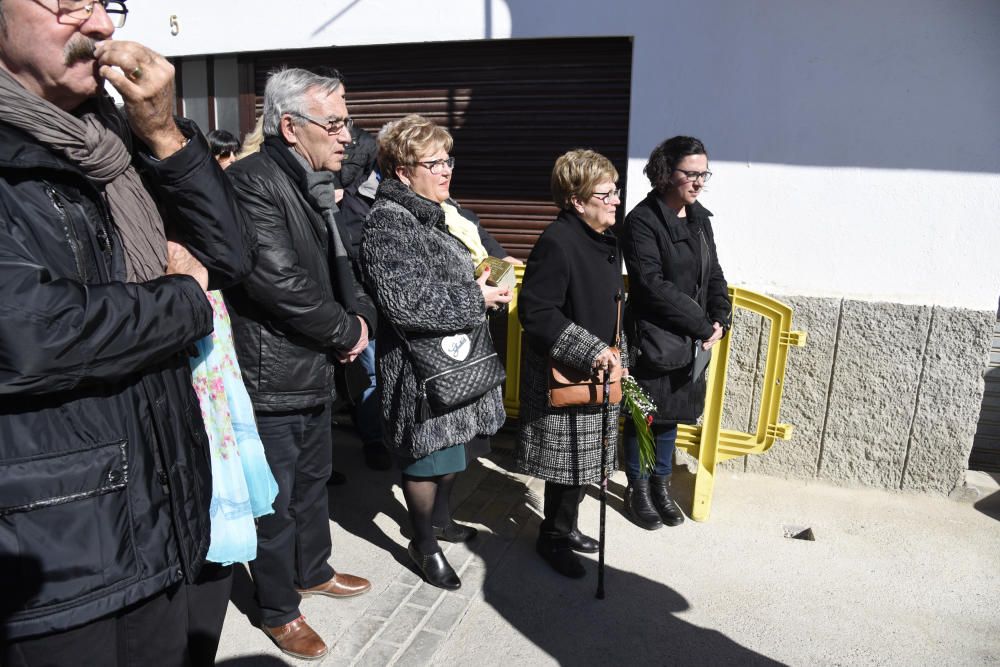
[262,136,361,315]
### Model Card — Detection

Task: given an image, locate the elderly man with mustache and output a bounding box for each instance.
[0,1,255,665]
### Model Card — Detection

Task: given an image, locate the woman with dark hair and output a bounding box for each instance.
[360,114,511,590]
[517,149,626,579]
[619,136,731,530]
[206,129,241,169]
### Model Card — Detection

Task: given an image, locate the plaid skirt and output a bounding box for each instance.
[516,345,620,485]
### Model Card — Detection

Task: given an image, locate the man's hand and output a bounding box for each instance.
[702,322,725,350]
[166,241,208,291]
[95,40,186,160]
[337,316,369,363]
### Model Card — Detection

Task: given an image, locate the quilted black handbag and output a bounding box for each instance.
[395,319,506,421]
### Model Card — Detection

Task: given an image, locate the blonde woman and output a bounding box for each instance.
[360,115,511,589]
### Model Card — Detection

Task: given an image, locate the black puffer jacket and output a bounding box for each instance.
[0,118,255,640]
[225,146,375,412]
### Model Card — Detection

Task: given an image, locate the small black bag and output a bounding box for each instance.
[396,319,506,421]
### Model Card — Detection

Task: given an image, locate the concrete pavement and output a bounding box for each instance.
[215,428,1000,666]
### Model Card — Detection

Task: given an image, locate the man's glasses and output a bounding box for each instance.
[42,1,129,28]
[289,111,354,135]
[415,157,456,175]
[591,188,621,204]
[674,169,713,183]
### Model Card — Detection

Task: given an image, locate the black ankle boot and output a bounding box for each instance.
[626,479,664,530]
[408,542,461,590]
[567,529,599,554]
[650,474,685,527]
[433,521,478,543]
[536,534,586,579]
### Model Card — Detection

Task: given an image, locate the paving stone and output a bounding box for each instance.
[329,616,386,659]
[394,630,446,667]
[422,594,469,635]
[396,567,421,586]
[377,604,426,645]
[407,582,445,610]
[356,640,400,667]
[365,583,415,619]
[457,564,487,594]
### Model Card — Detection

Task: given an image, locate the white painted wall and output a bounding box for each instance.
[117,0,1000,310]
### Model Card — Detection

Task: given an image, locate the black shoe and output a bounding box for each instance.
[433,521,478,543]
[363,442,392,471]
[535,534,586,579]
[327,469,347,486]
[626,479,664,530]
[650,474,685,527]
[567,529,599,554]
[408,543,461,590]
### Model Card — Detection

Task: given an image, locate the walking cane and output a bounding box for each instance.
[596,365,611,600]
[596,290,621,600]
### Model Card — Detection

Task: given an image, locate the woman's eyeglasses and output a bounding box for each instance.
[674,169,712,183]
[415,157,456,174]
[591,188,621,204]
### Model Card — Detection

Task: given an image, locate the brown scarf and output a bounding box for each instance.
[0,68,167,281]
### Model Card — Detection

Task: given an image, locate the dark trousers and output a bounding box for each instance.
[623,422,678,481]
[540,482,586,538]
[2,564,232,667]
[251,402,335,627]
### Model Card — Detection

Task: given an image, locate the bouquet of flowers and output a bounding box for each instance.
[621,374,657,475]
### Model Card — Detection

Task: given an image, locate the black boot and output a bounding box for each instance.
[536,533,586,579]
[650,474,685,527]
[567,529,599,554]
[625,478,663,530]
[408,542,461,590]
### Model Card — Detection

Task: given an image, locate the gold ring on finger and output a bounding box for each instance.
[129,66,143,80]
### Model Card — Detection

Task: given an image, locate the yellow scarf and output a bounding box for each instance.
[441,201,488,266]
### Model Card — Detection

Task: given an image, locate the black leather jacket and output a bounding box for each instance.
[224,148,375,412]
[0,117,255,640]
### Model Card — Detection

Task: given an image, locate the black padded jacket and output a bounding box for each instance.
[0,117,256,640]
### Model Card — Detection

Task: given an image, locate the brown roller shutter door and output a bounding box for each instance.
[239,37,632,257]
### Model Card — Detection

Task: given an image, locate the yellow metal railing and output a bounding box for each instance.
[502,272,806,521]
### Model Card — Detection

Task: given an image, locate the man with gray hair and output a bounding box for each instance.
[224,67,374,660]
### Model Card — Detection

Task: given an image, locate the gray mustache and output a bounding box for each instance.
[64,36,98,66]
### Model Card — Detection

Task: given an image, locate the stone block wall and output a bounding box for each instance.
[712,295,993,495]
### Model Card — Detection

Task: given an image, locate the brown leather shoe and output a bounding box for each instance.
[298,572,372,598]
[262,615,328,660]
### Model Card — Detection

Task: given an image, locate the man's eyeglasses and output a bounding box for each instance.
[674,169,713,183]
[591,188,621,204]
[289,111,354,135]
[414,157,455,175]
[41,1,129,28]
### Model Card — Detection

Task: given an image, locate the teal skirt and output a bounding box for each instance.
[399,443,467,477]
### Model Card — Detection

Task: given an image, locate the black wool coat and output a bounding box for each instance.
[519,210,624,358]
[620,191,731,424]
